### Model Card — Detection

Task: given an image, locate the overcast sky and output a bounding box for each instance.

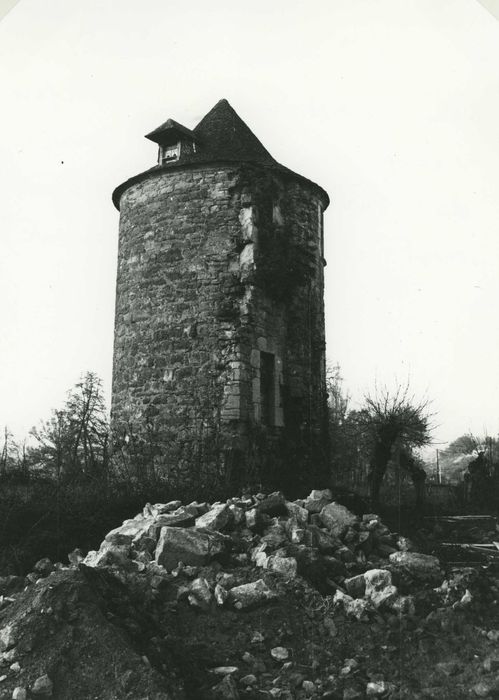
[1,0,498,447]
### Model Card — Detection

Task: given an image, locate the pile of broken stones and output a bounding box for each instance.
[83,488,443,619]
[2,488,488,699]
[81,489,447,697]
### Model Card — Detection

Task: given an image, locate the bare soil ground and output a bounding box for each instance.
[2,497,499,699]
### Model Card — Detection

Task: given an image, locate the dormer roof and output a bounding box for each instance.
[145,118,198,146]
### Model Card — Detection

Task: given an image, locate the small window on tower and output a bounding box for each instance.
[161,143,180,163]
[260,351,275,426]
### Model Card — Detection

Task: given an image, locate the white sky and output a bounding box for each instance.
[1,0,498,446]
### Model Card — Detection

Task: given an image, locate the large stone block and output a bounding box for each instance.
[195,503,231,532]
[155,526,229,570]
[228,579,276,610]
[389,551,442,583]
[319,502,357,536]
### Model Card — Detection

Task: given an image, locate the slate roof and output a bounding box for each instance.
[192,99,276,165]
[113,99,329,209]
[145,118,198,145]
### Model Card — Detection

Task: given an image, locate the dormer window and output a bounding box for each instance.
[146,117,199,166]
[160,143,180,164]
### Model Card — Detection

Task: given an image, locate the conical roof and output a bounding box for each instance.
[192,99,276,165]
[113,99,329,209]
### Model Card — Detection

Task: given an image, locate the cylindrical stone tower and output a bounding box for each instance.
[111,99,330,495]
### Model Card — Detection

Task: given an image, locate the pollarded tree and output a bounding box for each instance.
[360,383,434,508]
[445,433,478,456]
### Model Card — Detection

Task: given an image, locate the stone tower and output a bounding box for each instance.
[111,99,330,494]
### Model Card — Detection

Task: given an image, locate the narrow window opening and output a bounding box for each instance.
[260,351,275,426]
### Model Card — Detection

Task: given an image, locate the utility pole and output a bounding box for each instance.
[436,449,441,485]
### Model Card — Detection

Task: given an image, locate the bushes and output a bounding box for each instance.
[0,473,191,575]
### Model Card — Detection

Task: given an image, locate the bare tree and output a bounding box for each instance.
[0,426,22,475]
[65,372,109,477]
[360,383,434,508]
[30,410,72,479]
[29,372,109,480]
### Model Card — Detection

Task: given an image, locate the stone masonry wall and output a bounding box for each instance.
[111,163,328,493]
[230,166,328,491]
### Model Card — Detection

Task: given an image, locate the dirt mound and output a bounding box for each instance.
[1,489,499,698]
[0,566,183,699]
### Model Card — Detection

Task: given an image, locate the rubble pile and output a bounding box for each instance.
[1,489,499,698]
[82,488,442,617]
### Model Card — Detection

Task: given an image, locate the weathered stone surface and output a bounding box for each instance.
[240,674,257,686]
[389,594,415,616]
[256,491,287,516]
[111,122,330,492]
[286,519,305,544]
[0,623,16,652]
[302,680,316,695]
[335,545,356,563]
[211,673,240,699]
[33,558,53,577]
[195,504,230,531]
[155,526,228,570]
[147,500,182,515]
[436,660,461,677]
[251,542,268,563]
[364,569,392,594]
[396,536,414,552]
[68,549,84,567]
[228,579,276,610]
[261,522,287,548]
[211,666,239,676]
[254,551,268,568]
[245,508,270,532]
[473,681,492,698]
[333,590,369,621]
[285,501,309,526]
[228,504,245,525]
[155,508,195,528]
[188,577,213,611]
[305,524,341,553]
[214,583,228,606]
[303,489,333,514]
[270,646,289,662]
[366,681,388,697]
[12,689,28,700]
[83,542,130,568]
[31,674,53,696]
[389,551,442,582]
[363,569,397,609]
[319,502,357,536]
[344,574,366,599]
[266,555,298,578]
[483,655,499,673]
[105,518,156,546]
